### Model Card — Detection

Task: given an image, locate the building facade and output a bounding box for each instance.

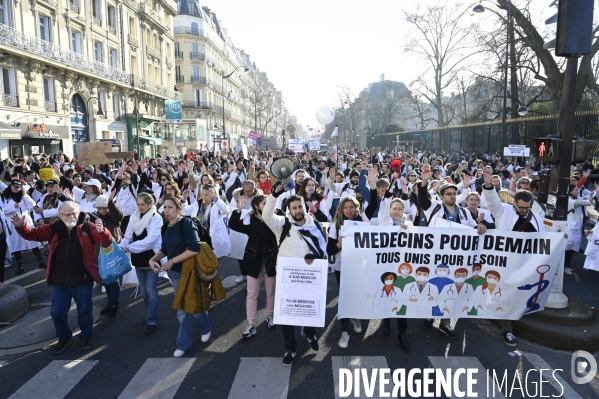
[0,0,179,159]
[173,2,286,153]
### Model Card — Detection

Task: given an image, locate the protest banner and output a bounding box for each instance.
[288,139,305,152]
[503,145,530,157]
[76,142,111,165]
[309,140,321,151]
[274,257,328,327]
[338,225,566,320]
[257,137,278,150]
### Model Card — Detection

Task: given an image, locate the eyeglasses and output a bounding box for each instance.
[160,178,168,182]
[60,212,78,218]
[443,192,457,196]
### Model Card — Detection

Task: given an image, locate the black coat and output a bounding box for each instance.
[228,211,278,278]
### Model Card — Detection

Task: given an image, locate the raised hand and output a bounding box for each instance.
[140,159,147,171]
[482,166,493,185]
[476,212,485,223]
[94,218,104,233]
[421,166,432,182]
[10,213,25,228]
[367,168,377,184]
[238,196,245,212]
[178,163,185,174]
[462,173,472,187]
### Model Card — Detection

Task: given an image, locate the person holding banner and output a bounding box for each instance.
[327,196,369,349]
[229,195,277,338]
[564,185,592,276]
[264,184,327,367]
[377,197,413,351]
[482,166,545,347]
[417,167,486,340]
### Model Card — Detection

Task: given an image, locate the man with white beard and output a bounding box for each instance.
[12,201,112,354]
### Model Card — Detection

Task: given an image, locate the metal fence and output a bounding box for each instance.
[372,111,599,157]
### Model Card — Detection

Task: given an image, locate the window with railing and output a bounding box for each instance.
[38,15,51,42]
[107,6,116,33]
[92,0,102,25]
[43,77,56,112]
[1,67,17,107]
[0,0,13,26]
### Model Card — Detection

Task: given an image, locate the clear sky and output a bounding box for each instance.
[198,0,555,130]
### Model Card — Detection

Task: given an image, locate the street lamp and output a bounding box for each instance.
[221,65,249,147]
[86,96,104,142]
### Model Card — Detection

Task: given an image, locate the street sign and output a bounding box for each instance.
[503,145,530,157]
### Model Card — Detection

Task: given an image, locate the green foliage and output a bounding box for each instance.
[384,123,405,133]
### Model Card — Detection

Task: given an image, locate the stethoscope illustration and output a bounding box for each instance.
[380,288,397,299]
[409,284,431,297]
[491,286,503,302]
[446,284,470,300]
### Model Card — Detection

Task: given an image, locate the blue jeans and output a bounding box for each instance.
[169,270,213,351]
[50,284,94,340]
[135,268,159,325]
[104,281,120,307]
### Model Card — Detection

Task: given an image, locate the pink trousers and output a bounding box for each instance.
[246,264,276,325]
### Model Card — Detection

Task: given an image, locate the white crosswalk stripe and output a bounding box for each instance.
[227,357,291,399]
[522,352,583,399]
[8,360,97,399]
[429,356,507,399]
[0,353,584,398]
[332,356,389,399]
[117,358,195,399]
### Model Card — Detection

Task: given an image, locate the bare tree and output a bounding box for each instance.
[404,0,480,137]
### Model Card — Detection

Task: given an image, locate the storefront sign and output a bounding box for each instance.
[21,124,69,139]
[0,131,21,139]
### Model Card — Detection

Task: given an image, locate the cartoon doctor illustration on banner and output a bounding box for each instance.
[373,272,400,316]
[401,267,439,317]
[474,270,510,317]
[438,268,477,316]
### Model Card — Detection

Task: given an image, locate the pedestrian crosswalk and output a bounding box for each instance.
[1,354,582,399]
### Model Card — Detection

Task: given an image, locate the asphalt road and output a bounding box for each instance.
[1,252,598,399]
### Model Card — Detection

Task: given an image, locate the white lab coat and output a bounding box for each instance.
[437,282,476,317]
[373,285,400,318]
[401,281,439,317]
[473,283,510,318]
[2,195,41,252]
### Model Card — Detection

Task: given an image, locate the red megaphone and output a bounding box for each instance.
[390,159,402,174]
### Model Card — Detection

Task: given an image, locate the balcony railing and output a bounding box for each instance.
[109,25,116,35]
[176,76,184,83]
[69,2,79,13]
[3,94,18,107]
[173,27,204,37]
[146,45,160,59]
[174,51,183,59]
[190,76,206,84]
[189,52,205,61]
[44,101,56,112]
[182,101,210,109]
[138,3,164,26]
[0,23,131,85]
[93,16,102,26]
[128,34,138,48]
[130,74,181,100]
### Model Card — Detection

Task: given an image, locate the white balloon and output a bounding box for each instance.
[315,123,326,134]
[316,106,335,125]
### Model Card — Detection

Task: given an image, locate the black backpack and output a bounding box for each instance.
[161,216,213,249]
[278,217,324,249]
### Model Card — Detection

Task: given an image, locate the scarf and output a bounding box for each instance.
[132,205,157,236]
[292,221,326,259]
[258,180,272,194]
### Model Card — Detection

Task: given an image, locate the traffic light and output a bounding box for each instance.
[533,137,561,162]
[533,136,595,163]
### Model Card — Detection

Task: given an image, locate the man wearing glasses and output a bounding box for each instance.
[482,166,545,347]
[11,201,112,354]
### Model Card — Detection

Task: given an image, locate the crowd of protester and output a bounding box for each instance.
[3,145,597,364]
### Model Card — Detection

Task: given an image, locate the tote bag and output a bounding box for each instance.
[99,239,133,285]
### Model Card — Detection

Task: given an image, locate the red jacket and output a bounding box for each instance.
[16,221,112,285]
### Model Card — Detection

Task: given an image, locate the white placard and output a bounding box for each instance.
[503,145,530,157]
[228,230,249,260]
[288,139,305,152]
[309,140,321,151]
[273,257,328,327]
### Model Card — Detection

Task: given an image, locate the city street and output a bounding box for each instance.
[0,252,598,399]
